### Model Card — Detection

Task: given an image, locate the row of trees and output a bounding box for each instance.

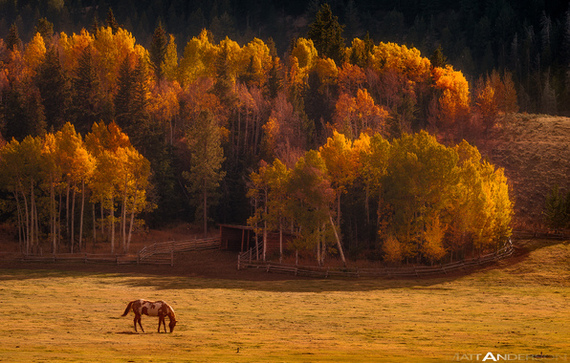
[3,0,566,114]
[0,5,518,258]
[248,131,513,265]
[0,122,152,254]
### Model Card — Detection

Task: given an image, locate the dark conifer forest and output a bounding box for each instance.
[1,0,569,114]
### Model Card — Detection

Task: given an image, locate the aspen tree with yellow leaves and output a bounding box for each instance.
[0,136,43,254]
[319,131,357,228]
[52,123,95,252]
[0,19,518,261]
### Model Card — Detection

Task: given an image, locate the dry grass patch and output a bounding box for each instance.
[479,114,570,228]
[0,239,568,362]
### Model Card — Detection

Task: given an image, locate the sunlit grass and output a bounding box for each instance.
[0,240,568,362]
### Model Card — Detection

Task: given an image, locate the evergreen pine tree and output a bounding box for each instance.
[430,45,447,68]
[544,184,569,230]
[72,45,102,134]
[213,43,235,104]
[107,8,119,33]
[36,46,70,131]
[6,23,21,51]
[149,22,168,79]
[129,58,151,149]
[34,18,54,42]
[91,15,100,36]
[114,56,134,128]
[307,4,346,65]
[114,56,151,151]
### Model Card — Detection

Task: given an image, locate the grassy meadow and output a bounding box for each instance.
[0,239,568,362]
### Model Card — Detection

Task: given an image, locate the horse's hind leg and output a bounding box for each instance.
[137,315,145,333]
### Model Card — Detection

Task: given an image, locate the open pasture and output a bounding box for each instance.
[0,240,568,362]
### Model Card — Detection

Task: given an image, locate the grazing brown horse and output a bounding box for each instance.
[121,299,177,333]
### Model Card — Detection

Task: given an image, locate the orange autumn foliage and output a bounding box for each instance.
[431,65,470,129]
[333,89,389,140]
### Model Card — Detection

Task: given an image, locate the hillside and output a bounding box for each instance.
[477,114,570,229]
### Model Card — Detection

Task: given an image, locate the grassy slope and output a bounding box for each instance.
[478,114,570,229]
[0,239,568,362]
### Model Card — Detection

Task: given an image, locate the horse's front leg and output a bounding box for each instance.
[158,316,165,333]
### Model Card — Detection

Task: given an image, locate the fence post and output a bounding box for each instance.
[237,253,241,270]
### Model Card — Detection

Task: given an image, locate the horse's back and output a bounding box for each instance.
[138,300,165,316]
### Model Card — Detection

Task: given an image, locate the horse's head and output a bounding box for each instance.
[169,318,177,333]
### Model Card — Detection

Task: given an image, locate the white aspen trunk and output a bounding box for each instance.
[253,113,259,155]
[30,178,35,253]
[236,109,241,158]
[21,182,30,255]
[58,191,63,247]
[126,191,138,252]
[51,174,56,254]
[34,186,39,253]
[337,192,341,229]
[322,223,327,266]
[263,188,267,261]
[254,197,259,259]
[203,187,208,239]
[79,179,85,252]
[365,184,370,225]
[92,202,96,247]
[122,173,128,252]
[66,184,70,243]
[329,212,347,267]
[100,195,105,237]
[110,195,115,254]
[169,117,173,145]
[316,225,321,266]
[71,186,76,253]
[279,222,283,263]
[243,106,248,155]
[13,191,23,252]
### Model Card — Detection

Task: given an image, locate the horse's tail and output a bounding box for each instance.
[121,301,134,316]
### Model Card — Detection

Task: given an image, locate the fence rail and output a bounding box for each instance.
[238,240,515,279]
[512,229,570,240]
[21,237,221,266]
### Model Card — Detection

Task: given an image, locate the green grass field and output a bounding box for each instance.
[0,239,568,362]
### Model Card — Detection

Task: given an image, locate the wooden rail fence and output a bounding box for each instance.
[21,237,220,266]
[237,239,515,279]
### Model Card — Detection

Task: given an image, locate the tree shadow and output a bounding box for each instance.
[0,240,549,293]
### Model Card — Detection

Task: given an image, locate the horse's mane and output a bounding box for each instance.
[167,303,176,320]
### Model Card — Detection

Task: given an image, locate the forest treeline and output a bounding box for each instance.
[0,5,515,262]
[0,122,150,255]
[0,0,568,115]
[248,131,511,265]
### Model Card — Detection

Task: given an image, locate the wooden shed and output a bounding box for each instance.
[219,224,255,252]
